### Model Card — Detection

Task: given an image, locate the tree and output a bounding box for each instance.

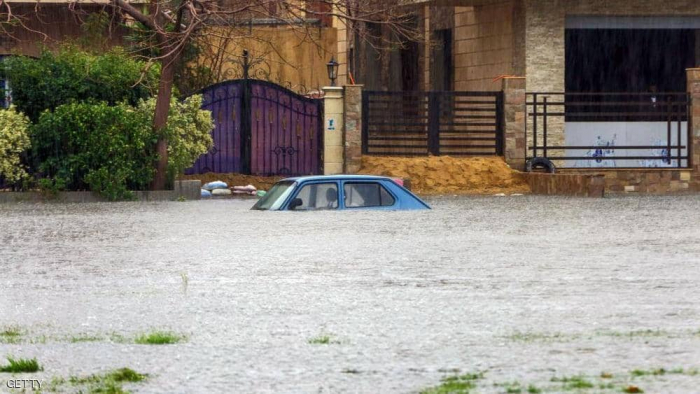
[1,0,422,189]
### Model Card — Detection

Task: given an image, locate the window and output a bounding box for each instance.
[251,181,295,210]
[290,183,338,210]
[344,182,395,208]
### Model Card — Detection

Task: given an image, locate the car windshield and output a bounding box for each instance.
[251,181,296,210]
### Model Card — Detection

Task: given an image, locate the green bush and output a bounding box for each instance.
[32,101,157,200]
[137,95,214,181]
[30,95,211,200]
[0,106,31,186]
[1,47,159,122]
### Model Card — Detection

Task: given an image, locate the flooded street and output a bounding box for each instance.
[1,195,699,393]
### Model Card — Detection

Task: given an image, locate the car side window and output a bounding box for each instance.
[344,182,395,208]
[289,183,338,210]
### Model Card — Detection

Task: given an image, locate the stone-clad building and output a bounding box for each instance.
[336,0,700,192]
[340,0,700,93]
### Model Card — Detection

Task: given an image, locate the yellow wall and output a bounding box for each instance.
[201,26,337,94]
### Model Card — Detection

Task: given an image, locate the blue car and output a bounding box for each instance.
[251,175,430,211]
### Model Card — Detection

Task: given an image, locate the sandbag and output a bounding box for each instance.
[233,184,256,192]
[203,181,228,191]
[201,189,212,198]
[212,188,232,196]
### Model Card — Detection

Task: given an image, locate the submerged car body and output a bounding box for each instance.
[251,175,430,211]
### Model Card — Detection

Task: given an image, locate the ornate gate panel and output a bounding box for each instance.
[186,80,323,176]
[249,81,322,176]
[186,82,243,174]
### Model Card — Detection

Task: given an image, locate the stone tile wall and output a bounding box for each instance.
[343,85,363,173]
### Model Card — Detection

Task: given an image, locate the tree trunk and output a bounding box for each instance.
[150,52,177,190]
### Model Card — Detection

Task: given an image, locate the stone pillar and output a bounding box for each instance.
[323,86,344,175]
[687,69,700,190]
[502,77,527,171]
[343,85,363,173]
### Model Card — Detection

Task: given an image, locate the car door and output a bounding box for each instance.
[284,181,341,211]
[341,180,397,210]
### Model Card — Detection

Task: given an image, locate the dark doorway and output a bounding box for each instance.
[431,29,453,91]
[566,29,696,93]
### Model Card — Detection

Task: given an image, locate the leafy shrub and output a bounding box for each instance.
[0,106,31,186]
[32,101,157,200]
[137,95,213,181]
[30,95,211,199]
[1,47,159,122]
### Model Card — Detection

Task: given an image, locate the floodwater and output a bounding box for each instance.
[0,195,699,393]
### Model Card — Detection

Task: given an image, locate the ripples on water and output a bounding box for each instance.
[1,195,699,393]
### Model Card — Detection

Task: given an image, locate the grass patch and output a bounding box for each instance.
[506,331,574,343]
[0,326,22,344]
[526,385,541,394]
[630,367,695,377]
[0,356,41,373]
[551,375,594,390]
[420,372,484,394]
[495,381,541,394]
[623,385,644,393]
[69,334,104,343]
[598,329,669,338]
[66,368,148,393]
[307,334,340,345]
[106,368,147,382]
[135,331,185,345]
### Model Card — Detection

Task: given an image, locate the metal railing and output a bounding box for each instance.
[362,90,504,157]
[526,92,691,169]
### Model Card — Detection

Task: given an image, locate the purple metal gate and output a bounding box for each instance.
[186,81,243,174]
[186,79,323,176]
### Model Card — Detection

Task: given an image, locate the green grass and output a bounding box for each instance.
[630,367,696,377]
[135,331,185,345]
[106,368,147,382]
[420,372,484,394]
[66,368,147,393]
[0,356,41,373]
[494,381,541,394]
[69,334,104,343]
[551,375,594,390]
[598,329,669,338]
[307,334,340,345]
[526,385,542,394]
[0,326,22,344]
[631,367,683,377]
[506,331,574,343]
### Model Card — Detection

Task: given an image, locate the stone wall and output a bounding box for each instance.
[502,77,526,171]
[561,169,693,194]
[525,173,605,198]
[453,2,516,91]
[343,85,363,173]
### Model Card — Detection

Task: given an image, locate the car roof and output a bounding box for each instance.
[279,175,396,182]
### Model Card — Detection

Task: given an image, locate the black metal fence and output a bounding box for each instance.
[526,92,691,168]
[362,91,504,156]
